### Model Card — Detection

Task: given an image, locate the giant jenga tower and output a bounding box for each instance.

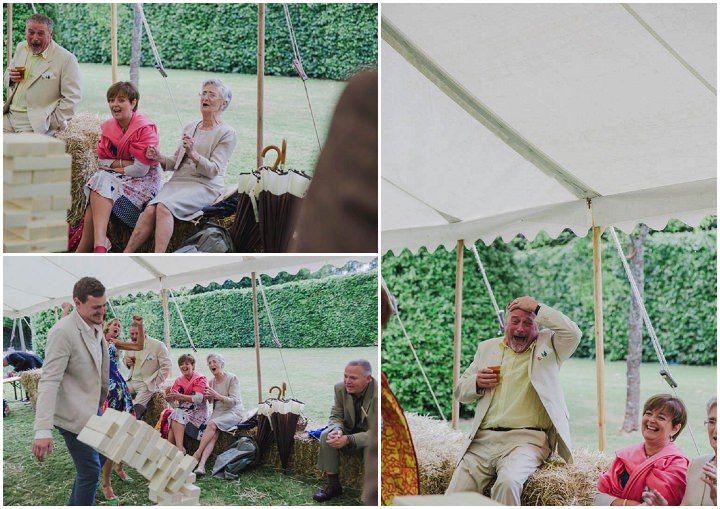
[3,133,71,252]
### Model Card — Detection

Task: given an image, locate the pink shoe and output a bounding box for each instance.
[93,246,108,253]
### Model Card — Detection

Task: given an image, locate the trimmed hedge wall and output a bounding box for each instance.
[381,229,716,418]
[30,270,378,359]
[3,3,378,81]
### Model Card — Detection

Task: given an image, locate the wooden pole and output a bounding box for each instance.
[162,288,171,351]
[252,272,262,404]
[452,239,464,429]
[6,4,12,67]
[256,4,265,170]
[111,4,118,84]
[593,226,607,451]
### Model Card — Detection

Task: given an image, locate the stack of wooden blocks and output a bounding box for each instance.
[78,408,201,505]
[3,133,71,252]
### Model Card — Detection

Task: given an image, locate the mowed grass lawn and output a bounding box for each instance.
[3,346,377,506]
[450,358,716,456]
[76,63,346,187]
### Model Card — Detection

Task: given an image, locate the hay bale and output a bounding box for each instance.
[524,449,612,506]
[54,113,103,225]
[404,413,613,506]
[19,368,43,408]
[404,413,465,495]
[107,214,236,253]
[141,390,169,427]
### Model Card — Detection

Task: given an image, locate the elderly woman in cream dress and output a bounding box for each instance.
[124,78,237,253]
[192,352,246,475]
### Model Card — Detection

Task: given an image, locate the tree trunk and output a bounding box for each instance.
[622,224,649,432]
[129,4,142,87]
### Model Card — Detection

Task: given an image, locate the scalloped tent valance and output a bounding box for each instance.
[3,255,374,318]
[381,3,716,254]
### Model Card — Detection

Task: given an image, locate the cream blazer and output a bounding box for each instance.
[34,311,109,435]
[3,40,81,134]
[454,305,582,464]
[127,336,172,393]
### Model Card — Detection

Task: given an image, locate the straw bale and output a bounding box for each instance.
[404,413,613,506]
[107,214,236,253]
[142,390,169,428]
[19,368,43,408]
[54,113,103,225]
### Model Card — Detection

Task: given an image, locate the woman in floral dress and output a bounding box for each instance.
[100,315,146,500]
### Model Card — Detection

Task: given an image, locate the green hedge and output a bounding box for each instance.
[31,270,378,358]
[3,3,378,81]
[381,229,716,418]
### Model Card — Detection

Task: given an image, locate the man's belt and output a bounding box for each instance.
[485,427,546,432]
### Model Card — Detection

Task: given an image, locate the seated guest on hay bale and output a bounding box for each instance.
[191,352,246,475]
[123,321,172,419]
[3,14,81,135]
[76,82,163,253]
[594,394,689,506]
[681,395,717,505]
[313,359,378,503]
[165,353,209,454]
[446,296,581,505]
[124,78,237,253]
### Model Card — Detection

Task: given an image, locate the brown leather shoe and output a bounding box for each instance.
[313,483,343,502]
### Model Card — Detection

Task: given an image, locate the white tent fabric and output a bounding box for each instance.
[3,255,374,318]
[381,3,716,254]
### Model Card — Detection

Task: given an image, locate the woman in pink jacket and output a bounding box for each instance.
[594,394,689,506]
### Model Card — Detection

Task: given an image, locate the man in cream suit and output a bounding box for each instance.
[314,359,378,502]
[124,322,171,419]
[3,14,81,135]
[33,277,109,506]
[446,296,581,505]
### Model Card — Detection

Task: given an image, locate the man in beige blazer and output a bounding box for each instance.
[3,14,81,135]
[314,358,378,503]
[446,296,581,505]
[33,277,110,506]
[124,322,172,418]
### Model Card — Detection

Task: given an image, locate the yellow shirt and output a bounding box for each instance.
[10,43,49,113]
[480,341,552,430]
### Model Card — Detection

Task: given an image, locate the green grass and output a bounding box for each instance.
[449,358,716,456]
[76,63,346,187]
[3,346,376,506]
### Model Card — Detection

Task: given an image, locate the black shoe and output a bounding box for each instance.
[313,483,343,502]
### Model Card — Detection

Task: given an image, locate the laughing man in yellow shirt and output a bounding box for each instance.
[447,295,582,505]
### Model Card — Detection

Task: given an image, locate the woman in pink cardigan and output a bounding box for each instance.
[594,394,689,506]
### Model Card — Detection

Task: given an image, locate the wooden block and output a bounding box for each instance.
[3,181,70,200]
[7,154,72,172]
[160,455,184,493]
[180,484,201,497]
[6,197,51,213]
[139,458,160,479]
[6,221,66,241]
[52,194,72,212]
[186,473,196,484]
[166,455,198,493]
[33,169,70,184]
[122,424,156,466]
[3,229,66,253]
[155,490,183,505]
[3,132,66,156]
[77,427,113,451]
[149,468,172,493]
[176,495,200,506]
[4,166,32,185]
[4,203,66,228]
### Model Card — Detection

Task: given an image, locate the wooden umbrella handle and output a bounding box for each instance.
[261,145,281,171]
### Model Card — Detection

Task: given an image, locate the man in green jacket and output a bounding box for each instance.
[313,358,377,502]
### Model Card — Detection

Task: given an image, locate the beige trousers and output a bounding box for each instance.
[3,110,33,132]
[446,429,551,505]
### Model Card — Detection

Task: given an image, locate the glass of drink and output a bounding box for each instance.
[488,365,501,382]
[15,66,25,81]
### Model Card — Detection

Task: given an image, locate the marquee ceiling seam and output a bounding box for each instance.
[381,16,601,201]
[621,4,717,96]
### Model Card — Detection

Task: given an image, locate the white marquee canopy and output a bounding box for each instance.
[382,3,716,253]
[3,255,374,319]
